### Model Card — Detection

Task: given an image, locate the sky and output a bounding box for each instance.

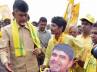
[0,0,97,24]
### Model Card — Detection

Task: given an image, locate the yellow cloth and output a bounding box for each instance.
[12,20,41,57]
[85,56,96,72]
[43,33,83,66]
[76,34,93,69]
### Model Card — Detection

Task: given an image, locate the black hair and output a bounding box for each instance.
[13,0,29,12]
[39,17,47,23]
[51,16,67,32]
[53,44,74,60]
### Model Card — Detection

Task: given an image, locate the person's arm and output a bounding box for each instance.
[71,37,85,67]
[43,39,53,66]
[72,37,83,58]
[0,27,13,72]
[0,27,9,64]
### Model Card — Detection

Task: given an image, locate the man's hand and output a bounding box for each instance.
[5,63,14,72]
[32,48,41,55]
[40,65,47,71]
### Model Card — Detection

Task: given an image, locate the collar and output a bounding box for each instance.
[17,22,29,30]
[38,29,47,33]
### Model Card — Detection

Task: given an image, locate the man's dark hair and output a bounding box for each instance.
[51,16,67,32]
[53,44,74,60]
[93,22,97,27]
[32,21,38,27]
[13,0,29,12]
[39,17,47,23]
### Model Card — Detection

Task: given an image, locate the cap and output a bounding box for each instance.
[80,14,95,24]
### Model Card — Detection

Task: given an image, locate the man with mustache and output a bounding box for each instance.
[43,44,74,72]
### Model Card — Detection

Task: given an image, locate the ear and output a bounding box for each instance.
[67,60,73,68]
[59,26,63,32]
[12,12,14,17]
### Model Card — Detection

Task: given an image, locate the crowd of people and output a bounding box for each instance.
[0,0,97,72]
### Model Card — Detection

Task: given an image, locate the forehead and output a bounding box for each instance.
[52,49,67,56]
[14,10,27,15]
[39,21,47,23]
[51,23,58,27]
[81,20,91,25]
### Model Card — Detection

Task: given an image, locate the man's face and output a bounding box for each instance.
[69,27,78,37]
[78,26,82,35]
[91,27,97,44]
[81,20,92,33]
[13,10,28,25]
[51,23,62,35]
[49,49,73,72]
[39,21,47,31]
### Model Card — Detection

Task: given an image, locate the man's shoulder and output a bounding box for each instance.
[46,30,50,33]
[46,30,51,36]
[64,34,74,39]
[76,34,82,38]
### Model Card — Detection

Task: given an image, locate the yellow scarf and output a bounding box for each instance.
[53,33,65,45]
[12,20,41,57]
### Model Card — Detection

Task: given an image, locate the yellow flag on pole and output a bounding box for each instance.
[64,0,74,21]
[64,0,74,33]
[69,3,80,25]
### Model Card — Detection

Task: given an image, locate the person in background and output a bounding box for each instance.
[42,16,83,71]
[38,17,51,49]
[86,22,97,72]
[68,25,78,37]
[0,20,7,72]
[3,18,11,27]
[77,25,82,35]
[0,0,41,72]
[43,44,74,72]
[37,17,51,66]
[32,21,38,27]
[4,18,11,25]
[76,14,95,72]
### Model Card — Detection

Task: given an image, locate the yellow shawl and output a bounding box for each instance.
[53,33,65,45]
[12,20,41,57]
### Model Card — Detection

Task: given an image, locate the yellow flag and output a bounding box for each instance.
[64,0,74,33]
[64,0,74,21]
[69,3,80,26]
[0,5,12,20]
